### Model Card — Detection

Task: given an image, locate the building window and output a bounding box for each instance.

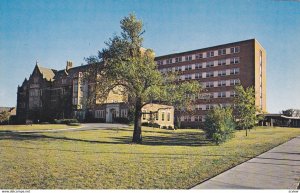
[195,104,201,110]
[230,57,240,64]
[206,104,214,110]
[218,49,226,55]
[206,81,214,88]
[155,112,159,120]
[230,46,240,54]
[175,66,182,72]
[29,89,39,97]
[206,71,214,78]
[230,91,237,97]
[195,73,201,79]
[185,65,192,71]
[218,70,226,77]
[195,63,202,69]
[195,53,203,59]
[95,110,105,118]
[175,57,182,63]
[218,59,226,66]
[165,58,173,64]
[184,116,191,122]
[157,60,164,65]
[230,79,240,86]
[121,109,128,118]
[185,55,192,61]
[162,112,165,121]
[188,116,191,122]
[218,92,226,98]
[142,111,147,120]
[203,93,213,99]
[194,116,202,122]
[206,61,214,67]
[230,68,240,75]
[185,74,192,80]
[73,98,78,105]
[218,80,226,87]
[167,113,170,121]
[207,51,214,58]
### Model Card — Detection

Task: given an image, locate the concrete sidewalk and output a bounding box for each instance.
[192,136,300,189]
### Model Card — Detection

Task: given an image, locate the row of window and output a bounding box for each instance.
[95,110,105,118]
[181,115,205,122]
[177,68,240,81]
[29,89,40,97]
[120,109,128,118]
[159,57,240,73]
[203,79,240,88]
[142,111,171,122]
[95,109,128,119]
[157,46,240,65]
[185,90,237,102]
[180,103,233,114]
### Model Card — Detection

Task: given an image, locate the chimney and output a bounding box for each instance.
[66,60,73,71]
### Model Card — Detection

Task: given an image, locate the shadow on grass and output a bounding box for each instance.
[0,130,127,145]
[0,130,213,147]
[1,144,209,159]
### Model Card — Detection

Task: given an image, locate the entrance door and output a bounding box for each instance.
[111,109,116,123]
[105,104,120,123]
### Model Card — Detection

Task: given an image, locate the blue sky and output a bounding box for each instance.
[0,0,300,113]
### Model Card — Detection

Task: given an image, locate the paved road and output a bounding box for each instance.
[16,123,129,133]
[192,136,300,189]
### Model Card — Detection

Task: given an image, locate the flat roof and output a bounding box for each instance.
[155,38,259,59]
[264,114,300,120]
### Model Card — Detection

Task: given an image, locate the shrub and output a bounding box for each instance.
[151,123,160,128]
[141,122,149,126]
[204,106,235,145]
[141,122,160,128]
[67,122,81,126]
[168,126,174,130]
[53,119,78,124]
[113,117,130,124]
[149,123,160,128]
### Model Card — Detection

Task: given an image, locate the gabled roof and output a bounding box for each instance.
[37,65,56,81]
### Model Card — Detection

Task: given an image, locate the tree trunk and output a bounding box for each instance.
[245,128,248,136]
[176,116,181,129]
[132,97,143,144]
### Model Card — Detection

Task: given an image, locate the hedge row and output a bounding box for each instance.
[53,119,79,124]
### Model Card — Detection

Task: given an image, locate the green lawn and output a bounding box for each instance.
[0,125,299,189]
[0,124,79,131]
